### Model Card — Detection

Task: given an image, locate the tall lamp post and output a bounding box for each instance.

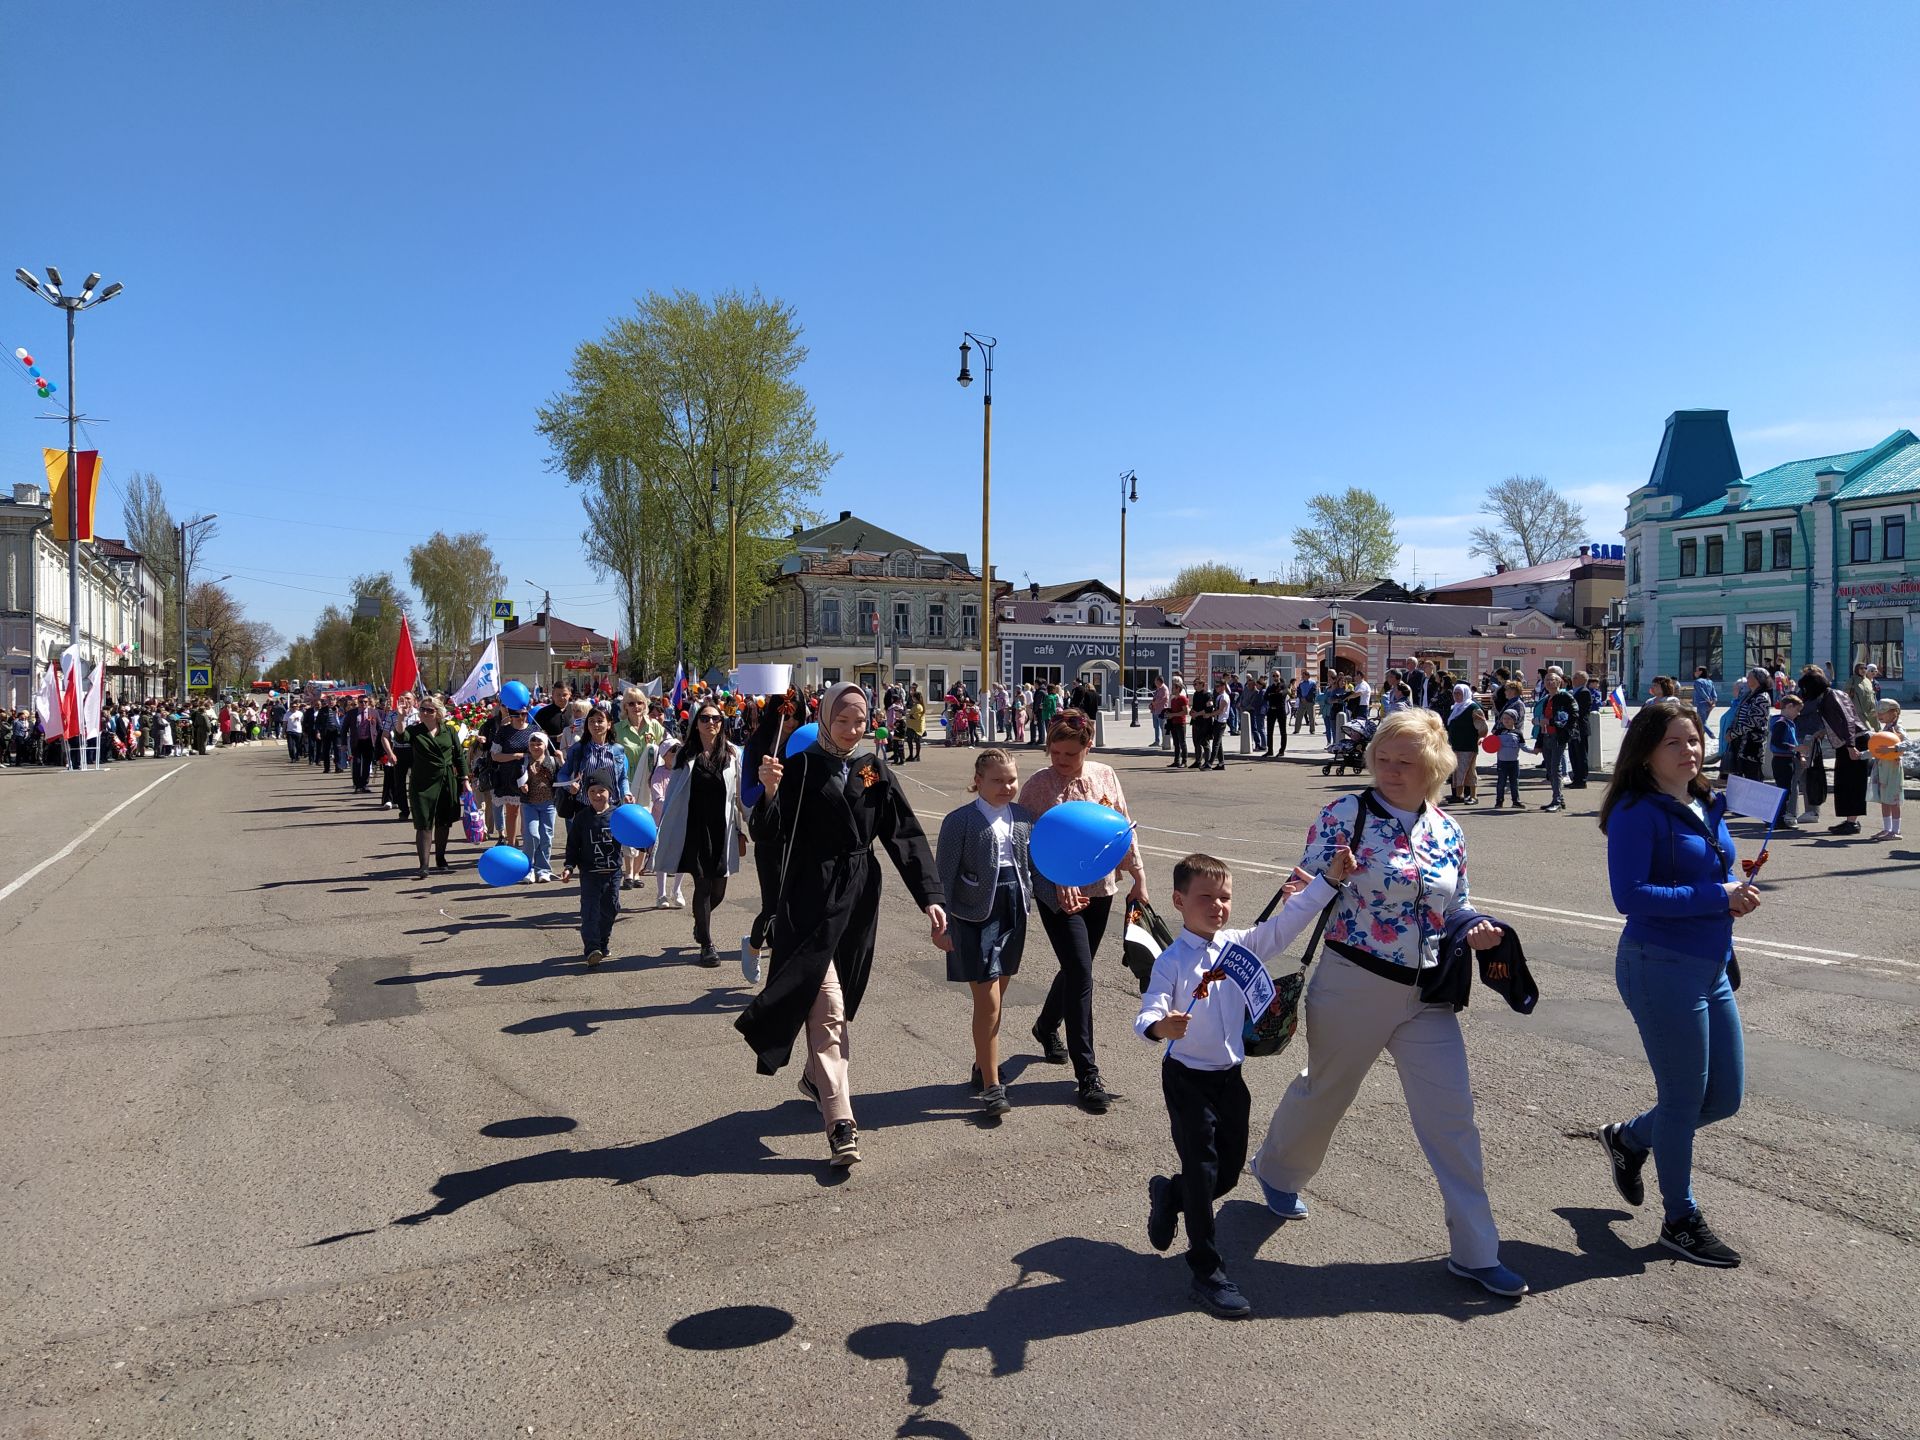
[1379,618,1395,686]
[711,460,742,672]
[956,333,995,731]
[1118,470,1138,723]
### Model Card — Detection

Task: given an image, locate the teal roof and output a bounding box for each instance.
[1837,432,1920,500]
[1676,444,1877,518]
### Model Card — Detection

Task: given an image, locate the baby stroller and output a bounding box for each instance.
[1323,714,1377,776]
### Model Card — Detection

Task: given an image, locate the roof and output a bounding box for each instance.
[1030,578,1119,603]
[998,600,1173,627]
[93,536,143,561]
[1431,554,1621,594]
[1675,430,1916,518]
[791,511,960,566]
[789,554,982,581]
[498,612,612,647]
[1172,592,1548,637]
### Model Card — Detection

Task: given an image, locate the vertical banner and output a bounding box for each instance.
[44,449,101,543]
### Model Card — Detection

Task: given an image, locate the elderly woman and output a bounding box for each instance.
[1722,669,1775,782]
[1443,682,1487,805]
[405,696,471,879]
[1250,708,1528,1298]
[1016,710,1148,1114]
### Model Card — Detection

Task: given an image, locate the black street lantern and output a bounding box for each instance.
[956,339,973,388]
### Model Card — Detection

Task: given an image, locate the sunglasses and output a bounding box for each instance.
[697,713,724,724]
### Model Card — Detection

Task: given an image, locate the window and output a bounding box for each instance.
[1886,517,1906,562]
[1854,617,1905,681]
[1629,546,1641,586]
[927,602,945,638]
[1743,533,1763,572]
[818,598,841,636]
[1743,623,1792,675]
[1087,604,1104,625]
[1678,539,1698,577]
[960,603,979,639]
[892,600,911,636]
[1019,664,1061,688]
[928,667,948,696]
[1677,626,1723,681]
[856,598,878,637]
[822,667,842,684]
[1851,521,1873,563]
[1772,528,1792,570]
[889,553,913,578]
[1704,536,1724,575]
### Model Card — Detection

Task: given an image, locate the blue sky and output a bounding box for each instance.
[4,2,1916,650]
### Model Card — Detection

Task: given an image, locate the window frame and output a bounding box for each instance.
[818,597,841,637]
[1853,616,1905,681]
[1677,538,1698,577]
[1885,517,1906,562]
[1677,625,1724,682]
[1742,532,1763,572]
[1851,520,1873,563]
[1704,535,1724,575]
[892,599,912,636]
[926,602,945,638]
[1771,528,1792,570]
[959,603,980,639]
[1743,622,1792,675]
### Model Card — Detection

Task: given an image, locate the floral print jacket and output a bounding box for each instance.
[1302,790,1471,971]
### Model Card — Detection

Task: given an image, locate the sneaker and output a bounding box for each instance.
[1077,1071,1114,1113]
[1031,1023,1069,1065]
[699,947,720,968]
[741,940,762,985]
[1256,1176,1308,1220]
[1798,810,1820,824]
[584,948,605,967]
[1189,1270,1252,1319]
[828,1120,861,1167]
[1543,801,1566,813]
[1827,820,1861,835]
[671,896,687,909]
[1447,1259,1530,1297]
[1146,1175,1178,1252]
[1491,802,1505,810]
[797,1072,821,1107]
[979,1084,1011,1117]
[968,1064,984,1096]
[1511,800,1527,809]
[379,801,393,811]
[1597,1122,1647,1207]
[538,871,554,882]
[1660,1210,1741,1267]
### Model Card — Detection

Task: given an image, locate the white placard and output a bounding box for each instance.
[732,663,793,696]
[1723,774,1787,822]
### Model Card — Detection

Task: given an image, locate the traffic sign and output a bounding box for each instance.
[187,665,212,691]
[492,600,515,622]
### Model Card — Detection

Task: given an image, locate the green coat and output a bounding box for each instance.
[407,722,469,828]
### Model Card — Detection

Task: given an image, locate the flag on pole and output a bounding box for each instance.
[59,647,83,741]
[390,615,420,698]
[610,635,619,680]
[1723,775,1788,824]
[668,661,686,714]
[451,637,502,705]
[82,657,105,740]
[44,449,101,543]
[1609,686,1628,722]
[36,662,66,742]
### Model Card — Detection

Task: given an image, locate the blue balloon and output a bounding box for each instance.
[499,680,531,711]
[477,844,531,886]
[609,803,657,849]
[1030,801,1135,888]
[785,722,819,758]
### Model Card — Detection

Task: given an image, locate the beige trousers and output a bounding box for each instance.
[804,962,855,1130]
[1251,953,1502,1268]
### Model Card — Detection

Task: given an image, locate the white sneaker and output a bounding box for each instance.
[671,895,687,909]
[1798,810,1820,824]
[741,939,762,985]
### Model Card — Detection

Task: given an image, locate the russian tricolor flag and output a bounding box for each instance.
[1609,685,1628,722]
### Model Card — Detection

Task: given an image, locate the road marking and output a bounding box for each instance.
[0,764,188,907]
[1133,842,1917,973]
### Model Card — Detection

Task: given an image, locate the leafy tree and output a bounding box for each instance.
[407,532,504,688]
[1167,562,1263,596]
[1468,475,1587,571]
[1289,488,1400,584]
[345,572,412,685]
[536,289,837,676]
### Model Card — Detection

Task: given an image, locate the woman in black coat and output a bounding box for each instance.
[734,682,947,1168]
[1797,669,1871,836]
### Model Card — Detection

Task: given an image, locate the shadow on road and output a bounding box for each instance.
[502,984,749,1037]
[379,946,706,987]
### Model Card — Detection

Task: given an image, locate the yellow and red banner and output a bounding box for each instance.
[44,448,101,543]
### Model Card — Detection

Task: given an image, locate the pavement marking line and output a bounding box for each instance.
[0,764,188,907]
[1134,842,1915,972]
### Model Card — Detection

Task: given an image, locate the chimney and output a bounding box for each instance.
[790,524,803,538]
[12,483,41,506]
[1494,563,1508,574]
[839,509,852,521]
[1578,545,1590,557]
[1029,581,1040,599]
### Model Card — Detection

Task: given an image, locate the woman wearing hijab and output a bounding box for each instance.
[654,699,750,968]
[734,682,947,1167]
[1443,683,1488,805]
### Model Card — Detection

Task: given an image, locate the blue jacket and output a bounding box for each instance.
[1606,791,1737,961]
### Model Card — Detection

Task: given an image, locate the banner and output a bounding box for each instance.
[732,663,793,696]
[452,637,501,705]
[44,449,101,543]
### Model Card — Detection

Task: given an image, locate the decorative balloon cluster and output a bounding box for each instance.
[14,348,56,398]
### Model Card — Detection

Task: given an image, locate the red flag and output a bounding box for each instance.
[390,615,419,697]
[611,635,619,679]
[61,656,82,739]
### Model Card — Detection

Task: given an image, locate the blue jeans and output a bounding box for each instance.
[580,869,619,955]
[1615,936,1745,1222]
[524,801,557,876]
[1248,712,1266,750]
[1151,712,1165,747]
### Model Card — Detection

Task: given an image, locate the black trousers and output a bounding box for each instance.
[581,870,620,954]
[1569,730,1590,787]
[351,739,376,791]
[1167,721,1188,765]
[317,734,337,772]
[692,872,730,951]
[1189,721,1211,767]
[386,748,412,818]
[749,827,782,950]
[1162,1058,1251,1278]
[1036,894,1114,1080]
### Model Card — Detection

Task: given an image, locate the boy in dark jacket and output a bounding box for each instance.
[568,777,624,965]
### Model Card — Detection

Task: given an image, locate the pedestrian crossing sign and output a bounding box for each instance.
[492,600,515,622]
[187,665,212,691]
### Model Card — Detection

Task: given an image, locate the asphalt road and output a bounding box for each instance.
[2,729,1915,1439]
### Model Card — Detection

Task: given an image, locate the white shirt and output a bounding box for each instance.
[1134,877,1335,1071]
[974,796,1014,869]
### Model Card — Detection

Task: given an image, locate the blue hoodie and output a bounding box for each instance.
[1606,790,1738,962]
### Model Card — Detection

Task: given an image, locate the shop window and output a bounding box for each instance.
[1678,539,1698,577]
[1743,623,1792,675]
[1854,617,1905,681]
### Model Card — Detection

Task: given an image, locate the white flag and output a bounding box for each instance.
[1723,774,1787,822]
[452,638,502,706]
[82,658,105,739]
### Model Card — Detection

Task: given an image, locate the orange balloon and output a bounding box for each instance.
[1867,732,1902,760]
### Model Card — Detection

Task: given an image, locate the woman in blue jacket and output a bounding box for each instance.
[1595,698,1760,1268]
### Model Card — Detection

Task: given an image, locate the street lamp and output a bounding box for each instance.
[1846,596,1858,672]
[956,333,995,729]
[712,459,743,672]
[1380,618,1395,679]
[1118,470,1138,723]
[17,262,123,769]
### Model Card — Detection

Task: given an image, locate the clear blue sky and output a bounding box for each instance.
[5,2,1915,651]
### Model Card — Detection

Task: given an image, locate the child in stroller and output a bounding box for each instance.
[1322,706,1377,776]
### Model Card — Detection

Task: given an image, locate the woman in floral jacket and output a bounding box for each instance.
[1250,707,1529,1299]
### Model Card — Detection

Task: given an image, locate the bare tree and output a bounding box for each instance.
[1469,475,1587,571]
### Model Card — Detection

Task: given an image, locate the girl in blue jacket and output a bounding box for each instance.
[1594,698,1760,1268]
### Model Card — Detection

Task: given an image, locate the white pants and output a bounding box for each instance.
[1251,953,1502,1268]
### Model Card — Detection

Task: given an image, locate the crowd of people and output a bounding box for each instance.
[1,693,252,767]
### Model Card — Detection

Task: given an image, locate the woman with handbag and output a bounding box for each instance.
[653,700,751,968]
[1250,708,1528,1298]
[1797,668,1872,836]
[1443,683,1488,804]
[405,696,472,879]
[1594,698,1758,1268]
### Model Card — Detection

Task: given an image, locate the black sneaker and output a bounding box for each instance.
[1660,1210,1741,1268]
[968,1064,984,1096]
[1597,1123,1647,1207]
[1189,1269,1251,1319]
[828,1120,861,1167]
[1077,1070,1114,1114]
[979,1084,1010,1117]
[1828,820,1861,835]
[1031,1023,1069,1065]
[797,1072,821,1106]
[1147,1175,1178,1252]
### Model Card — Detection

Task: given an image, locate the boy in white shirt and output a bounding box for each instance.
[1135,847,1353,1318]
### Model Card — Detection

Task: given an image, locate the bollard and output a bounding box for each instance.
[1239,719,1252,756]
[1095,709,1107,748]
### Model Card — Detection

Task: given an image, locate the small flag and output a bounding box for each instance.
[1609,686,1627,722]
[1723,774,1788,823]
[669,661,686,714]
[36,662,66,742]
[390,614,420,698]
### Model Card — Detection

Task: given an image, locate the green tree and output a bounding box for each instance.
[1468,474,1588,571]
[536,289,836,676]
[1290,488,1400,585]
[1168,562,1262,596]
[345,572,412,686]
[407,532,504,688]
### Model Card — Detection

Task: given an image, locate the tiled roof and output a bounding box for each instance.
[1677,446,1874,518]
[1838,433,1920,500]
[1431,554,1615,593]
[1175,592,1538,637]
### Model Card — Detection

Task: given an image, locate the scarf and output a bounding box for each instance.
[1447,684,1475,723]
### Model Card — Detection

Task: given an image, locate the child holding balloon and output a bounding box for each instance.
[935,749,1036,1118]
[1869,699,1905,840]
[567,776,624,966]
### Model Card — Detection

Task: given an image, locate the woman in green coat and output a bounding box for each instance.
[407,696,471,878]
